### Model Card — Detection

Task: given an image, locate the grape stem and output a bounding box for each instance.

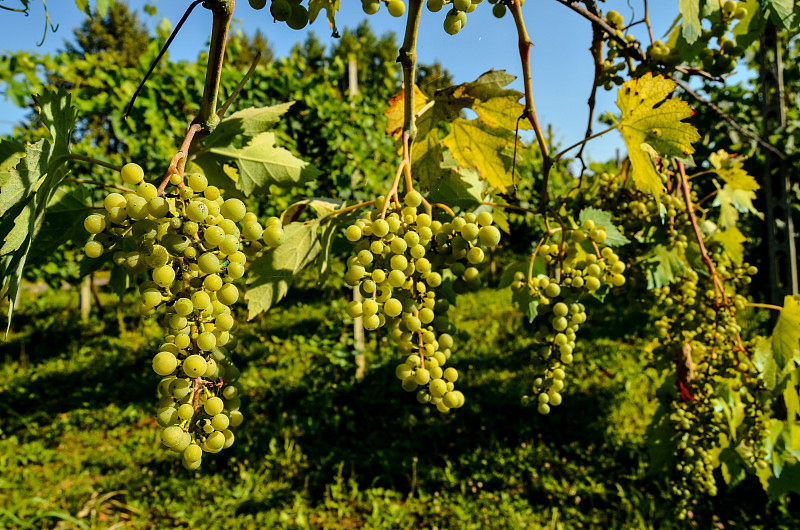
[432,203,455,218]
[191,377,201,411]
[397,0,423,141]
[216,51,261,120]
[318,200,376,224]
[158,123,202,195]
[553,124,617,161]
[63,178,132,193]
[481,202,537,216]
[67,154,123,173]
[528,237,546,282]
[746,302,783,312]
[508,0,552,211]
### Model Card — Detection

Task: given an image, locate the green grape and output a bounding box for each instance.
[204,396,224,416]
[387,0,405,17]
[217,284,240,306]
[211,413,230,431]
[183,443,203,463]
[162,425,184,447]
[183,355,208,378]
[362,1,380,15]
[478,225,501,246]
[137,182,158,201]
[286,3,309,29]
[205,431,226,453]
[84,214,107,234]
[153,265,176,287]
[186,201,208,223]
[249,0,267,9]
[178,403,195,421]
[84,240,104,258]
[121,163,144,185]
[198,252,221,275]
[242,220,263,242]
[197,332,216,351]
[427,0,444,12]
[153,351,178,376]
[187,173,208,193]
[263,225,285,247]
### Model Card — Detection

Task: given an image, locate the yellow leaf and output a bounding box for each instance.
[443,118,514,192]
[616,73,700,200]
[473,95,532,131]
[711,226,746,265]
[708,149,759,191]
[384,85,429,136]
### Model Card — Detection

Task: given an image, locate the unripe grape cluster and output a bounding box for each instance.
[84,162,285,468]
[361,0,406,17]
[516,219,627,413]
[250,0,310,30]
[343,191,502,412]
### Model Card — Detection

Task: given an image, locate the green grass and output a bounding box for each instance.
[0,285,796,529]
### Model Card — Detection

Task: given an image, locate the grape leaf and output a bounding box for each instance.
[202,102,295,149]
[708,150,759,191]
[753,337,778,390]
[731,0,761,48]
[246,221,322,319]
[444,118,515,192]
[473,95,533,131]
[679,0,702,43]
[203,132,322,195]
[26,186,92,265]
[512,288,539,323]
[95,0,114,17]
[75,0,91,16]
[712,182,762,228]
[578,207,631,246]
[282,198,344,224]
[643,244,686,289]
[308,0,339,28]
[711,226,746,265]
[771,296,800,371]
[616,73,700,201]
[384,85,429,136]
[763,0,796,28]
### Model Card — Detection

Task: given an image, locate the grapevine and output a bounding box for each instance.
[1,0,798,519]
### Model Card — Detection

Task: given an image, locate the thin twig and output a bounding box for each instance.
[125,0,204,119]
[216,51,262,119]
[67,154,123,172]
[555,124,617,160]
[158,123,202,194]
[63,178,133,193]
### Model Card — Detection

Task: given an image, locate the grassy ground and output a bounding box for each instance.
[0,282,796,529]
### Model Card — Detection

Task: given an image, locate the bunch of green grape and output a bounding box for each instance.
[515,220,627,413]
[362,0,406,17]
[425,0,491,35]
[249,0,310,30]
[83,162,285,468]
[342,191,502,412]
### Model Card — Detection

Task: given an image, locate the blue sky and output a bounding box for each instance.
[0,0,681,161]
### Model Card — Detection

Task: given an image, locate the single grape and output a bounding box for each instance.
[183,355,208,378]
[387,0,405,17]
[84,240,104,258]
[153,351,178,376]
[121,163,144,185]
[204,396,225,416]
[249,0,267,9]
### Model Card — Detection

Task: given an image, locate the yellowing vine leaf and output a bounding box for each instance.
[616,73,700,200]
[384,85,428,136]
[712,226,746,265]
[771,296,800,371]
[709,150,759,191]
[308,0,340,28]
[712,182,762,228]
[443,119,514,192]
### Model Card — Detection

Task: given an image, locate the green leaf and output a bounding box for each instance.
[94,0,114,17]
[444,118,515,192]
[763,0,796,28]
[708,150,759,191]
[203,132,322,195]
[679,0,702,43]
[201,102,295,149]
[75,0,91,16]
[616,74,701,201]
[783,379,799,423]
[771,296,800,371]
[35,88,77,163]
[0,139,25,180]
[643,244,686,289]
[711,226,746,265]
[426,165,483,210]
[719,446,747,487]
[578,207,630,246]
[512,288,539,323]
[732,0,762,48]
[246,221,322,318]
[753,337,778,390]
[712,182,762,229]
[282,198,344,224]
[26,186,91,265]
[308,0,340,26]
